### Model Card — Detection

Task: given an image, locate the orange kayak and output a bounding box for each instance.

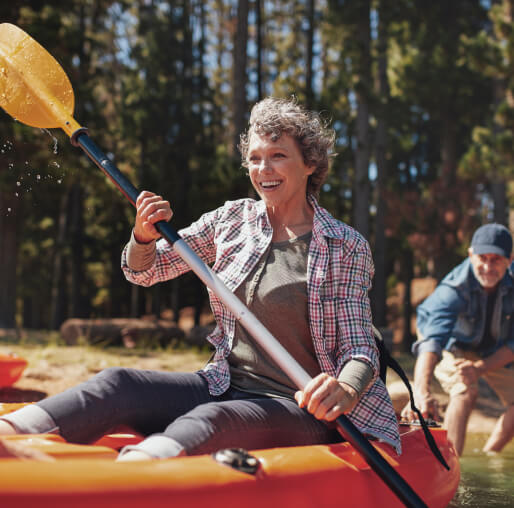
[0,354,28,387]
[0,404,459,508]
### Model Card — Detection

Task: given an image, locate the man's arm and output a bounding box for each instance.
[454,345,514,383]
[474,345,514,374]
[401,351,441,421]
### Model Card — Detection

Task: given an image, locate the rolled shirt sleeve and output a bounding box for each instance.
[412,284,466,357]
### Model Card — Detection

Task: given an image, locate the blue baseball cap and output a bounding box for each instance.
[471,223,512,258]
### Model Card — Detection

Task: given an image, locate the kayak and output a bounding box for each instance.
[0,354,28,387]
[0,404,459,508]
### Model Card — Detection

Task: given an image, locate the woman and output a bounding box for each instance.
[0,97,400,460]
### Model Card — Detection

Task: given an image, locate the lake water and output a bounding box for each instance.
[448,433,514,507]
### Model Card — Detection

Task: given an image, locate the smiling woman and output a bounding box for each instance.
[1,96,401,471]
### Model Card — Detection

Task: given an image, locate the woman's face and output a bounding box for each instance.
[246,132,314,210]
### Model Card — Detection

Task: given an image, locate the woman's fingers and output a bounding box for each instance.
[296,374,358,421]
[298,374,330,413]
[134,191,173,242]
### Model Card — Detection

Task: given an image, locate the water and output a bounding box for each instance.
[449,433,514,507]
[41,128,59,154]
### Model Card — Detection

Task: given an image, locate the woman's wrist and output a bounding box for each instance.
[133,227,156,244]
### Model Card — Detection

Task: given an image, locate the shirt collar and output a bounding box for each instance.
[254,194,346,241]
[308,194,347,240]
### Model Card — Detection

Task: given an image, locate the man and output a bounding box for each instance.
[402,223,514,455]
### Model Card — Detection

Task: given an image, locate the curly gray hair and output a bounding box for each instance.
[239,97,336,197]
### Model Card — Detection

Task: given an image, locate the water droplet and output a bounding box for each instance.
[36,174,41,180]
[41,128,59,154]
[7,208,11,212]
[16,181,21,186]
[57,179,62,184]
[15,193,18,197]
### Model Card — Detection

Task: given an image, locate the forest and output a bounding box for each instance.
[0,0,512,351]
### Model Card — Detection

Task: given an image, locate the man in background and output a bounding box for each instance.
[402,223,514,455]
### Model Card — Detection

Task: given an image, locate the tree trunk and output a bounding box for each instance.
[440,111,458,188]
[255,0,263,100]
[305,0,315,108]
[371,5,390,328]
[491,77,508,225]
[50,192,70,329]
[69,182,88,319]
[434,111,458,279]
[491,180,508,225]
[130,285,145,318]
[351,0,371,239]
[401,249,415,351]
[231,0,249,156]
[0,191,19,328]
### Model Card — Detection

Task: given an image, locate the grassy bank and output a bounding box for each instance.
[0,329,211,400]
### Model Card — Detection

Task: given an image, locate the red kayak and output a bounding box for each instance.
[0,404,460,508]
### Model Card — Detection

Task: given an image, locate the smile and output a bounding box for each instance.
[260,180,282,189]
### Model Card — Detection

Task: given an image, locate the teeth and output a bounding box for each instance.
[261,180,281,188]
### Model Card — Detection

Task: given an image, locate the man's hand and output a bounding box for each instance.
[401,390,440,422]
[295,373,359,422]
[454,358,481,385]
[401,351,441,422]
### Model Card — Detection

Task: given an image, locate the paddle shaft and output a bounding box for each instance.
[73,130,427,508]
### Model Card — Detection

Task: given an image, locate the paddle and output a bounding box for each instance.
[0,23,429,508]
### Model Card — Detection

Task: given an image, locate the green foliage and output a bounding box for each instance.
[0,0,510,333]
[459,1,514,203]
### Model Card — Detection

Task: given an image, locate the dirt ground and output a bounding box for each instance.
[0,343,211,402]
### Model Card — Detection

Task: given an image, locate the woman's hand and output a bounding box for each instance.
[294,373,359,421]
[133,191,173,243]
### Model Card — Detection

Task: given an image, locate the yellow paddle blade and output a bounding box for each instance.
[0,23,81,137]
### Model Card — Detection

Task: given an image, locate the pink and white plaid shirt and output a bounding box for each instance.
[121,196,401,453]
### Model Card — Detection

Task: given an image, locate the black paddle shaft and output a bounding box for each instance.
[71,130,427,508]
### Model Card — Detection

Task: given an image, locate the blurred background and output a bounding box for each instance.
[0,0,513,352]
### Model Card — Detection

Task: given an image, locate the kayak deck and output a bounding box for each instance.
[0,422,459,508]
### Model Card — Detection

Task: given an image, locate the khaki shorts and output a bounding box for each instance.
[434,349,514,407]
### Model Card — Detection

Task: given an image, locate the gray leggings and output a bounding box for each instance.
[20,368,341,457]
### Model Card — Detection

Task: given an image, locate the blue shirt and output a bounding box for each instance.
[413,258,514,358]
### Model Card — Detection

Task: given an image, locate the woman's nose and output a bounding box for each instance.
[258,158,272,172]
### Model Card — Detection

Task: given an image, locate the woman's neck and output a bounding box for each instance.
[268,203,314,242]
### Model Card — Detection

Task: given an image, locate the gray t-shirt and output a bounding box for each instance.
[229,232,320,398]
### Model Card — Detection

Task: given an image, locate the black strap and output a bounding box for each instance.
[383,347,450,470]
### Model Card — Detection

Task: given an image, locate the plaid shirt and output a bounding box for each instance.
[122,196,401,453]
